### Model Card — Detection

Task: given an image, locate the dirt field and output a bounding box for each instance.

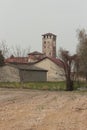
[0,88,87,130]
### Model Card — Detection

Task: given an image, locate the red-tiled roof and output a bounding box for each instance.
[33,57,64,68]
[5,57,28,64]
[42,33,56,37]
[50,57,64,68]
[5,56,64,68]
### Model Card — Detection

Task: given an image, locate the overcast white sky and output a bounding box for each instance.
[0,0,87,54]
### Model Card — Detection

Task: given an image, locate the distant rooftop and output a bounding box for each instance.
[28,51,44,55]
[5,56,28,64]
[42,33,56,37]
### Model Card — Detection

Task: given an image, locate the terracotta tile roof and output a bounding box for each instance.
[50,57,64,68]
[5,56,64,68]
[28,51,44,55]
[42,33,56,37]
[5,57,28,64]
[33,57,64,68]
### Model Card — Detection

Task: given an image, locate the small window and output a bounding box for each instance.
[49,52,51,55]
[44,45,46,48]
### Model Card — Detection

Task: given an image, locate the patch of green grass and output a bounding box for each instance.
[0,81,86,91]
[0,81,66,91]
[23,81,66,91]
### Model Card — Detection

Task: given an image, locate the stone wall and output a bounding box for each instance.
[0,65,20,82]
[0,64,47,82]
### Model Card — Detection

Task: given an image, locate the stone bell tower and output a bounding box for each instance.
[42,33,56,58]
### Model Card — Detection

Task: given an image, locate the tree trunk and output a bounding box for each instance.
[66,79,73,91]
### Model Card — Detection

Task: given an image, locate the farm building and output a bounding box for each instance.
[4,33,66,82]
[0,64,47,82]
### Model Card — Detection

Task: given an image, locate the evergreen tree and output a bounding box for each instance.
[0,50,5,66]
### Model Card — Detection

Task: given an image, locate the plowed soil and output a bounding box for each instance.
[0,88,87,130]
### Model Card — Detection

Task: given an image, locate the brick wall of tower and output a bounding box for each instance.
[42,33,56,58]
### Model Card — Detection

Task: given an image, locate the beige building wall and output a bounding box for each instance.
[0,66,20,82]
[34,58,65,81]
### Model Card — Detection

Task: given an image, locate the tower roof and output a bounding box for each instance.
[42,33,56,37]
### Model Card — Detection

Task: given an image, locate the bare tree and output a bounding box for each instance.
[0,40,31,62]
[10,45,30,57]
[0,40,10,58]
[59,48,77,91]
[0,50,5,66]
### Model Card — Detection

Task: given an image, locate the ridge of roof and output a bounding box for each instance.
[28,51,44,55]
[33,57,64,68]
